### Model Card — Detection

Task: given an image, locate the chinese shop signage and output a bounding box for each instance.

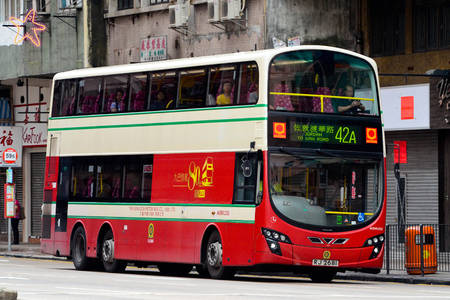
[0,127,23,167]
[140,36,167,62]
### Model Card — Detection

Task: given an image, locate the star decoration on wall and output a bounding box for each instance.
[9,9,46,47]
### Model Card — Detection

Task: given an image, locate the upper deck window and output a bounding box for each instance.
[269,50,379,116]
[51,60,259,118]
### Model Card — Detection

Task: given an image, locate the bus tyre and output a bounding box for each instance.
[72,226,91,270]
[195,264,210,278]
[101,230,127,273]
[206,231,235,279]
[308,268,337,283]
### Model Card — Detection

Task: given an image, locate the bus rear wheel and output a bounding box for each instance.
[308,268,337,283]
[101,229,127,273]
[206,231,235,279]
[72,226,91,270]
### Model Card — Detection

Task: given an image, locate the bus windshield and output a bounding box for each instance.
[269,50,379,115]
[269,151,383,229]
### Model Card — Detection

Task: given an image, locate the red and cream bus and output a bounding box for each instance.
[41,45,386,282]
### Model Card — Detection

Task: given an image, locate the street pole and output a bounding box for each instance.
[8,218,11,251]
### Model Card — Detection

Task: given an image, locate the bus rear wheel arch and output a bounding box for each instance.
[205,230,235,279]
[101,229,127,273]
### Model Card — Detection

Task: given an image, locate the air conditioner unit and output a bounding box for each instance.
[60,0,82,9]
[169,4,188,28]
[221,0,241,21]
[207,0,221,23]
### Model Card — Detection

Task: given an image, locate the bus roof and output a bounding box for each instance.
[52,45,376,81]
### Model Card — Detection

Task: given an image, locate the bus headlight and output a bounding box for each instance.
[363,234,385,260]
[261,228,292,256]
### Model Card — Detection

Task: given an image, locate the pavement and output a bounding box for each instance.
[1,241,450,287]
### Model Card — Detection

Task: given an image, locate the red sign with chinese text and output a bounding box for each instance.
[152,152,235,204]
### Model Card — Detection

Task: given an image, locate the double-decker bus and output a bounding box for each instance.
[41,45,386,282]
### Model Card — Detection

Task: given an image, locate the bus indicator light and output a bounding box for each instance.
[366,128,378,144]
[273,122,286,139]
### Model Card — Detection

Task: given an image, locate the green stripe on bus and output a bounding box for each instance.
[49,117,267,132]
[68,215,254,223]
[49,104,268,121]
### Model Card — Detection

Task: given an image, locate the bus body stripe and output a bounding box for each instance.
[65,203,256,224]
[48,117,267,132]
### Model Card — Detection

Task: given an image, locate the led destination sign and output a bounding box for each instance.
[269,115,382,152]
[290,122,361,144]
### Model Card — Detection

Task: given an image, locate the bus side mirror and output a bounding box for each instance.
[242,160,252,177]
[394,163,400,180]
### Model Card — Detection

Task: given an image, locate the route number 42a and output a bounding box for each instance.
[335,127,357,144]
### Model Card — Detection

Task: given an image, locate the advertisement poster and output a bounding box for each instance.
[152,152,235,204]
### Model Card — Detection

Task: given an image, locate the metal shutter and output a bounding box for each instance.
[385,130,439,225]
[31,152,46,237]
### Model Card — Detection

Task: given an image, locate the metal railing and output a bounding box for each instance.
[384,224,450,275]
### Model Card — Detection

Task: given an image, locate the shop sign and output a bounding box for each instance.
[140,36,167,62]
[14,104,48,147]
[0,127,23,167]
[9,9,46,47]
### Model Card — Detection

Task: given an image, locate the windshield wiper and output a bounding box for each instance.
[277,147,305,161]
[315,148,360,164]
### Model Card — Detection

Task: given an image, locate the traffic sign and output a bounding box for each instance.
[2,148,17,164]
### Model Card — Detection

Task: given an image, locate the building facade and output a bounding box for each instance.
[0,0,107,242]
[360,0,450,249]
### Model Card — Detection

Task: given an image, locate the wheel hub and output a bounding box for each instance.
[102,239,115,263]
[207,241,222,268]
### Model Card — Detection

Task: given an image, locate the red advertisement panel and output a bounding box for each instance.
[152,152,235,204]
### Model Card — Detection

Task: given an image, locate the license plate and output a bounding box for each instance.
[312,259,339,267]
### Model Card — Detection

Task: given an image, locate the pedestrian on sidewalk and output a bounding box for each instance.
[11,198,20,244]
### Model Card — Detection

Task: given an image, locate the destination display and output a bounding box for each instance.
[290,122,361,145]
[269,114,383,153]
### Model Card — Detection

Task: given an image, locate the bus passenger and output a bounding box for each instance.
[248,81,259,103]
[336,84,365,114]
[109,89,125,113]
[150,90,166,110]
[217,80,233,105]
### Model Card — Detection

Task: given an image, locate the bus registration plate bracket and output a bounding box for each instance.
[312,259,339,267]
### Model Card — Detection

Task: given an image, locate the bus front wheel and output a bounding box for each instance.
[206,231,235,279]
[101,230,127,273]
[72,226,91,270]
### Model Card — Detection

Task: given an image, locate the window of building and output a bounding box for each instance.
[414,0,450,51]
[370,0,405,56]
[118,0,133,10]
[150,0,169,4]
